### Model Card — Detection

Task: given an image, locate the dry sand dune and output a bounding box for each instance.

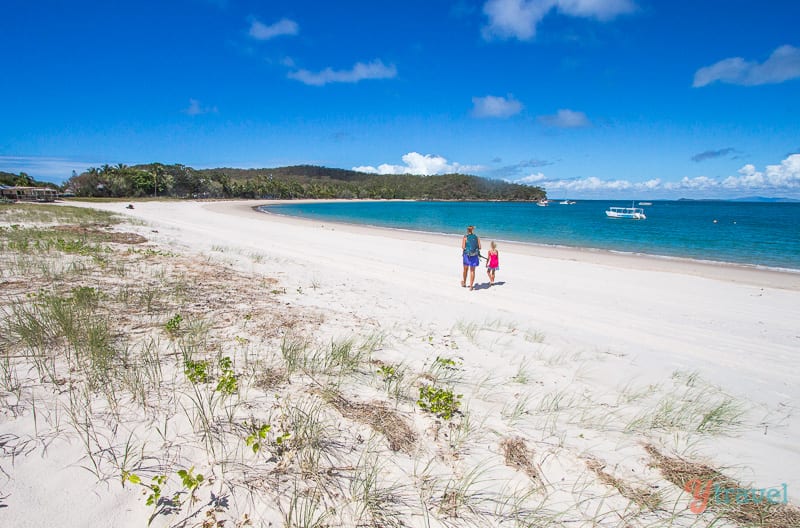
[1,199,798,527]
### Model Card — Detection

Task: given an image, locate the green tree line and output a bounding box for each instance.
[8,163,546,201]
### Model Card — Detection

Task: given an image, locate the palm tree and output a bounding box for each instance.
[15,172,34,187]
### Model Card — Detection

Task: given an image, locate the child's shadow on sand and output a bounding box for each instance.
[473,281,505,290]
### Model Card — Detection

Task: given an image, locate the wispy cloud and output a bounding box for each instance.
[516,172,548,184]
[471,95,523,118]
[693,45,800,87]
[288,60,397,86]
[0,156,106,181]
[490,158,554,178]
[353,152,482,175]
[539,176,660,192]
[538,108,591,128]
[556,0,638,20]
[183,98,218,116]
[691,147,736,162]
[248,17,299,40]
[513,154,800,197]
[482,0,637,41]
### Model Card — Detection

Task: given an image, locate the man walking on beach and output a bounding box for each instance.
[461,226,481,290]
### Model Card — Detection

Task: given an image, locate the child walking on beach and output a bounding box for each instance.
[486,241,499,285]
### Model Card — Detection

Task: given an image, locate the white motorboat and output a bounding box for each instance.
[605,206,646,219]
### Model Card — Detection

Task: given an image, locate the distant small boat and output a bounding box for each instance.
[605,206,646,219]
[638,201,653,206]
[559,200,576,205]
[536,199,549,207]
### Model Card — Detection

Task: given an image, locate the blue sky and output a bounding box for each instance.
[1,0,799,198]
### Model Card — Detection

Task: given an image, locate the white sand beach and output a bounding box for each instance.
[1,199,798,528]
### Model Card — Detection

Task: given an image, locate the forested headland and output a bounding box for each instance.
[4,163,546,201]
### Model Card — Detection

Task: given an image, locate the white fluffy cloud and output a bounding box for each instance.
[661,176,719,192]
[515,154,800,197]
[482,0,636,40]
[722,155,800,189]
[472,95,524,118]
[693,45,800,87]
[481,0,552,40]
[288,60,397,86]
[248,17,299,40]
[538,109,591,128]
[353,152,482,176]
[516,172,547,184]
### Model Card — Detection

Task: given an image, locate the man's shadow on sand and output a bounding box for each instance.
[472,281,505,291]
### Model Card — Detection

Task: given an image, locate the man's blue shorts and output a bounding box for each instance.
[463,253,479,267]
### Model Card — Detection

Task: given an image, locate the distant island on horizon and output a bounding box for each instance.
[677,196,800,203]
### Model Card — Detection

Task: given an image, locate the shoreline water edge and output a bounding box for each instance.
[253,200,800,291]
[257,199,800,273]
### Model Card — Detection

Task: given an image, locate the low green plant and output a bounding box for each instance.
[275,430,291,447]
[164,313,182,336]
[245,423,272,453]
[184,359,209,384]
[216,356,237,394]
[127,247,176,257]
[434,356,459,369]
[427,355,463,383]
[245,422,291,455]
[124,467,205,520]
[376,363,409,401]
[123,472,169,518]
[176,467,204,503]
[377,364,397,380]
[418,385,462,420]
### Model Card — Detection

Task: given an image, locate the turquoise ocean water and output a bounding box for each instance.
[260,201,800,271]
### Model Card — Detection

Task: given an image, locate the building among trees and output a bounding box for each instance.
[0,185,59,202]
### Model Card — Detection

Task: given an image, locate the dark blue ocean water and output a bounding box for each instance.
[260,201,800,270]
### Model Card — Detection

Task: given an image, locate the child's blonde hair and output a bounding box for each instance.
[490,241,497,250]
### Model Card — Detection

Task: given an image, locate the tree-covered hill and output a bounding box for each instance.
[0,171,60,189]
[47,163,545,201]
